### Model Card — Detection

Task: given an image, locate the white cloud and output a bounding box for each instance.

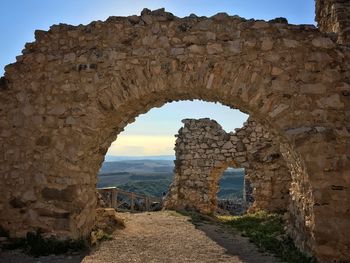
[107,135,176,156]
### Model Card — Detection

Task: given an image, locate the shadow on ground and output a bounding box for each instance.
[185,214,280,263]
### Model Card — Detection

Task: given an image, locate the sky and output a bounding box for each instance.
[107,101,248,156]
[0,0,315,156]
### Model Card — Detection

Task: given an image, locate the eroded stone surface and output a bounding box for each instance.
[164,118,291,214]
[316,0,350,44]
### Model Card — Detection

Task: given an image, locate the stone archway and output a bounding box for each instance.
[164,118,291,214]
[0,8,349,262]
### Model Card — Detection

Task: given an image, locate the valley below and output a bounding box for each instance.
[98,156,245,200]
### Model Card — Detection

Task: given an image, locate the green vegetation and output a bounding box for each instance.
[177,210,216,225]
[3,231,87,257]
[98,160,245,199]
[177,210,203,223]
[118,180,171,197]
[218,211,314,263]
[90,229,113,246]
[167,210,184,217]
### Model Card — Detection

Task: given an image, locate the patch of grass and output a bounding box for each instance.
[218,211,314,263]
[90,229,114,246]
[166,210,184,217]
[177,210,214,225]
[2,231,87,257]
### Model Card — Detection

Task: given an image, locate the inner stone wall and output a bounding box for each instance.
[316,0,350,44]
[164,118,291,214]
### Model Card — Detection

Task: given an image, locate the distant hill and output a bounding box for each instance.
[98,159,244,199]
[217,170,245,199]
[104,155,175,162]
[99,160,174,174]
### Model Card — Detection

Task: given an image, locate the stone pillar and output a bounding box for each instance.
[316,0,350,44]
[243,177,254,206]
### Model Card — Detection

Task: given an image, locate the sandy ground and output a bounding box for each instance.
[0,211,280,263]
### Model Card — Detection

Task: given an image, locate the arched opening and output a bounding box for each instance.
[97,100,249,212]
[217,167,246,215]
[1,10,348,261]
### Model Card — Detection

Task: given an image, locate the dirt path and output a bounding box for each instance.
[82,211,280,263]
[0,211,280,263]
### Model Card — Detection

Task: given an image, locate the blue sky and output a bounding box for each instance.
[0,0,315,156]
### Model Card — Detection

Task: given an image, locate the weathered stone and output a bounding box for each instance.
[93,208,125,237]
[49,104,66,115]
[141,15,153,25]
[188,44,205,54]
[41,186,77,202]
[222,141,234,149]
[65,116,76,125]
[194,19,213,31]
[312,37,335,48]
[63,53,76,63]
[269,104,289,118]
[227,40,241,54]
[22,190,36,202]
[22,104,34,116]
[211,12,229,21]
[317,94,344,109]
[253,21,269,29]
[37,208,70,218]
[301,83,327,94]
[285,127,312,135]
[142,35,157,46]
[316,0,350,44]
[283,39,300,48]
[261,37,274,51]
[164,118,291,216]
[207,43,223,54]
[171,47,184,56]
[271,67,284,76]
[36,136,51,146]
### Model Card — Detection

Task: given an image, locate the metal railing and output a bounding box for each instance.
[98,187,162,212]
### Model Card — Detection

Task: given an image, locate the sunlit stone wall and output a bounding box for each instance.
[316,0,350,44]
[164,118,291,214]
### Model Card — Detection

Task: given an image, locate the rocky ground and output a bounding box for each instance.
[0,250,86,263]
[1,211,280,263]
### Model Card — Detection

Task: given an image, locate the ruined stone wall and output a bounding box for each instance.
[316,0,350,44]
[0,8,349,262]
[164,118,291,214]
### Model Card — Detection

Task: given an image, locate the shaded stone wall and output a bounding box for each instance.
[164,118,291,214]
[0,8,349,262]
[316,0,350,44]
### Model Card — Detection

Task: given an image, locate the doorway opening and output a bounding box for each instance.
[217,167,246,215]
